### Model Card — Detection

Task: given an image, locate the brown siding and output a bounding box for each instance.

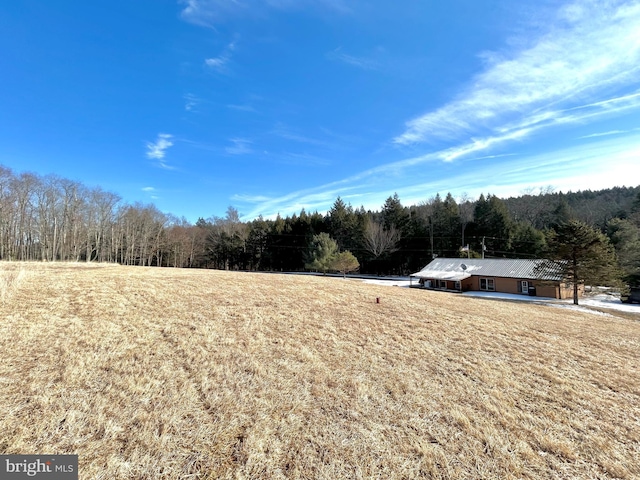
[418,275,583,300]
[461,278,474,291]
[494,277,520,294]
[557,282,584,300]
[466,276,569,299]
[535,284,559,299]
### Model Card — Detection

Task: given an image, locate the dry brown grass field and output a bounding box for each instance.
[1,262,639,479]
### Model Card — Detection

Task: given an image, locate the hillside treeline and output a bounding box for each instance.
[1,164,639,283]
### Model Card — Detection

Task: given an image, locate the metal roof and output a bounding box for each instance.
[410,258,564,281]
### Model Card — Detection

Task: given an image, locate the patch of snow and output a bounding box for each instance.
[461,291,550,302]
[361,278,412,288]
[464,291,639,315]
[575,294,640,313]
[549,303,613,316]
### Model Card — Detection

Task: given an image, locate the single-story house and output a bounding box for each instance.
[410,258,581,300]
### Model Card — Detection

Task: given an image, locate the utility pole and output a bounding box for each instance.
[482,236,485,259]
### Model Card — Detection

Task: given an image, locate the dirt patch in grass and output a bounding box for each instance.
[1,263,639,479]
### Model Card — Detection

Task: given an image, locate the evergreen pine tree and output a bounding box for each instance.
[330,251,360,278]
[510,222,546,258]
[473,194,513,255]
[542,220,621,305]
[607,218,640,286]
[305,232,339,274]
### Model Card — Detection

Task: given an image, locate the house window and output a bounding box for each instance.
[437,280,447,289]
[480,278,495,291]
[454,281,461,291]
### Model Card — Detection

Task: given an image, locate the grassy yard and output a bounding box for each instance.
[1,262,639,479]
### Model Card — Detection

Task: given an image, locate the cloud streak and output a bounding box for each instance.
[270,123,333,148]
[227,103,258,113]
[326,47,380,70]
[225,138,254,155]
[184,93,199,111]
[181,0,353,27]
[205,56,228,69]
[146,134,175,169]
[181,0,640,220]
[236,130,640,219]
[180,0,245,28]
[204,41,236,72]
[394,0,640,152]
[579,130,627,139]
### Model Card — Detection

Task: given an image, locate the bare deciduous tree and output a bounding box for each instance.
[363,219,401,259]
[0,166,14,260]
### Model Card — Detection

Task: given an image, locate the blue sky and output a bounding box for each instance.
[1,0,639,222]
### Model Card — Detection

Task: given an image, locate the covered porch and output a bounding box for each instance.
[409,270,472,292]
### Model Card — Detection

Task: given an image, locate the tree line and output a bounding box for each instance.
[1,164,639,286]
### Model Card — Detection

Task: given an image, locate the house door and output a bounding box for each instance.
[520,280,529,294]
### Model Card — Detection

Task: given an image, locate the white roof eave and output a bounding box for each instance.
[410,271,472,281]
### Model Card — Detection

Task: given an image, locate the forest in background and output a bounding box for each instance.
[1,164,639,284]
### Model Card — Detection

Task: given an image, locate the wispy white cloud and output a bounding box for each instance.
[205,56,228,69]
[394,0,640,152]
[180,0,244,28]
[146,134,173,159]
[231,193,272,203]
[579,130,627,139]
[438,128,532,163]
[181,0,640,220]
[142,186,161,199]
[415,135,640,202]
[236,131,640,219]
[277,152,331,166]
[225,137,254,155]
[204,41,236,72]
[184,93,199,111]
[326,47,380,70]
[270,123,332,148]
[468,153,519,161]
[266,0,352,14]
[146,134,175,169]
[396,135,640,207]
[227,103,258,113]
[239,184,354,220]
[181,0,353,27]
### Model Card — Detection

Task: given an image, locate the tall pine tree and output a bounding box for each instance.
[542,220,620,305]
[473,194,513,256]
